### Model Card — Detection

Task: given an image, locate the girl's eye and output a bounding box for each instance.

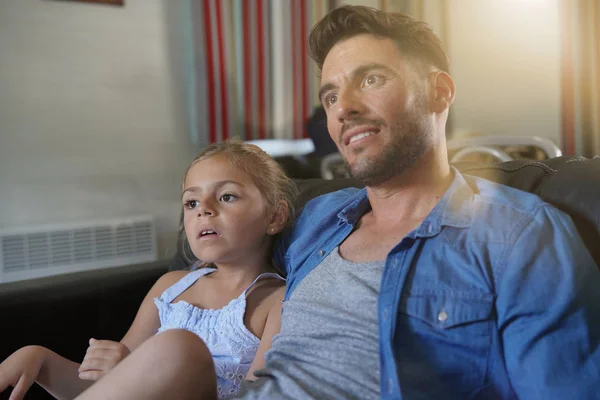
[184,199,199,210]
[219,193,237,203]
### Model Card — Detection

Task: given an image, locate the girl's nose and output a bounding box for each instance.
[197,201,215,217]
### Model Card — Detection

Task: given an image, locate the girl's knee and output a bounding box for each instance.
[154,329,210,355]
[155,329,205,345]
[149,330,213,370]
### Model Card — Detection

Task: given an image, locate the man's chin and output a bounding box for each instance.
[349,164,394,187]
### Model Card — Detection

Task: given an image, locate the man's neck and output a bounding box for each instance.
[365,159,453,225]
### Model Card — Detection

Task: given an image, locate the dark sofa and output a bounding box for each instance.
[2,155,600,400]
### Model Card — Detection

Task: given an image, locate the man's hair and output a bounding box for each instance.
[309,5,449,74]
[179,138,298,266]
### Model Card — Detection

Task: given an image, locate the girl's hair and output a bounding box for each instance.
[178,138,298,269]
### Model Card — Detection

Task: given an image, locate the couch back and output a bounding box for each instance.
[294,156,600,268]
[170,156,600,270]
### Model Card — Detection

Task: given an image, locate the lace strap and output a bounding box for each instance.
[160,267,216,303]
[242,272,285,296]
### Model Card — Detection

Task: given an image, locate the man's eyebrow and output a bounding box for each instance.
[182,180,243,196]
[318,63,396,102]
[318,82,337,103]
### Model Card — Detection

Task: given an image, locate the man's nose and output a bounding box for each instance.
[335,89,366,123]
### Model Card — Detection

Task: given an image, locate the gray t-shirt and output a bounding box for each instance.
[236,247,384,399]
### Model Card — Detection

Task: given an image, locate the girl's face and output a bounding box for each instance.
[182,154,277,267]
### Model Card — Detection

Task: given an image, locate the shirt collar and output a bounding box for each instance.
[417,167,474,238]
[336,167,475,236]
[337,187,371,226]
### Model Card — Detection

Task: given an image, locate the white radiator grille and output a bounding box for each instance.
[0,216,157,283]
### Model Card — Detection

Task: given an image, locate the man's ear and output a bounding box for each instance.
[267,200,289,235]
[428,71,455,113]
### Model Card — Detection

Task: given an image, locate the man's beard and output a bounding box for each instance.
[344,107,432,187]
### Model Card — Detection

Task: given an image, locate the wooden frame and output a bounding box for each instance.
[51,0,124,6]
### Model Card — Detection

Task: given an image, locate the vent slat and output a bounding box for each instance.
[1,217,156,282]
[3,234,26,273]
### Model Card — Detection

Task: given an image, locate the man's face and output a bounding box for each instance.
[319,34,434,186]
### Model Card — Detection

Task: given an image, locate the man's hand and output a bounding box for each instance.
[0,345,48,400]
[78,339,130,381]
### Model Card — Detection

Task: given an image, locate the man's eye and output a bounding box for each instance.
[184,200,199,209]
[219,194,237,202]
[364,75,382,86]
[325,93,337,107]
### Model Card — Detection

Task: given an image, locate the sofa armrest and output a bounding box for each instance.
[0,261,169,399]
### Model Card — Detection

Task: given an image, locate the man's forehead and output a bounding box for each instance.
[320,35,404,82]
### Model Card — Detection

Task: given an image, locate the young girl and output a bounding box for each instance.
[0,139,297,400]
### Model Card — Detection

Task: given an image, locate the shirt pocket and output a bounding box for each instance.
[394,293,494,398]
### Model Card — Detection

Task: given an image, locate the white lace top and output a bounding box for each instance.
[154,266,284,399]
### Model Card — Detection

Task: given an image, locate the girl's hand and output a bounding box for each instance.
[0,345,47,400]
[78,339,131,381]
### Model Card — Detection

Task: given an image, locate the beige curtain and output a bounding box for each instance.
[562,0,600,156]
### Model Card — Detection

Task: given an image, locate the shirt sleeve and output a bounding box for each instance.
[496,205,600,399]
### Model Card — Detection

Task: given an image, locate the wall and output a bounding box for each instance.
[447,0,562,145]
[0,0,192,260]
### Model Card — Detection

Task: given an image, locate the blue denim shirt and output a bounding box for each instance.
[275,169,600,399]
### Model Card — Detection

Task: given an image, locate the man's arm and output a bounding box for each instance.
[496,205,600,399]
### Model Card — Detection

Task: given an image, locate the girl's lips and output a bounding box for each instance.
[197,229,219,239]
[198,234,219,241]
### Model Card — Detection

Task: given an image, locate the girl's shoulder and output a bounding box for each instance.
[147,270,190,299]
[151,268,219,304]
[246,276,285,307]
[157,270,190,287]
[156,267,217,288]
[263,283,285,308]
[244,277,285,338]
[256,278,286,294]
[248,271,285,290]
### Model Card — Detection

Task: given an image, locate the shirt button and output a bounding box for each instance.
[383,308,389,320]
[318,249,325,256]
[437,310,448,322]
[388,378,394,393]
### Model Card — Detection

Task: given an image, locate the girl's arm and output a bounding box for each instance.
[246,288,285,380]
[37,348,92,399]
[0,345,92,400]
[121,271,187,350]
[78,271,188,380]
[0,271,187,400]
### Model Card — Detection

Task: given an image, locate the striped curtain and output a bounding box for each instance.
[560,0,600,156]
[188,0,331,145]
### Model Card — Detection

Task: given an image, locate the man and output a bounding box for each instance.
[73,5,600,399]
